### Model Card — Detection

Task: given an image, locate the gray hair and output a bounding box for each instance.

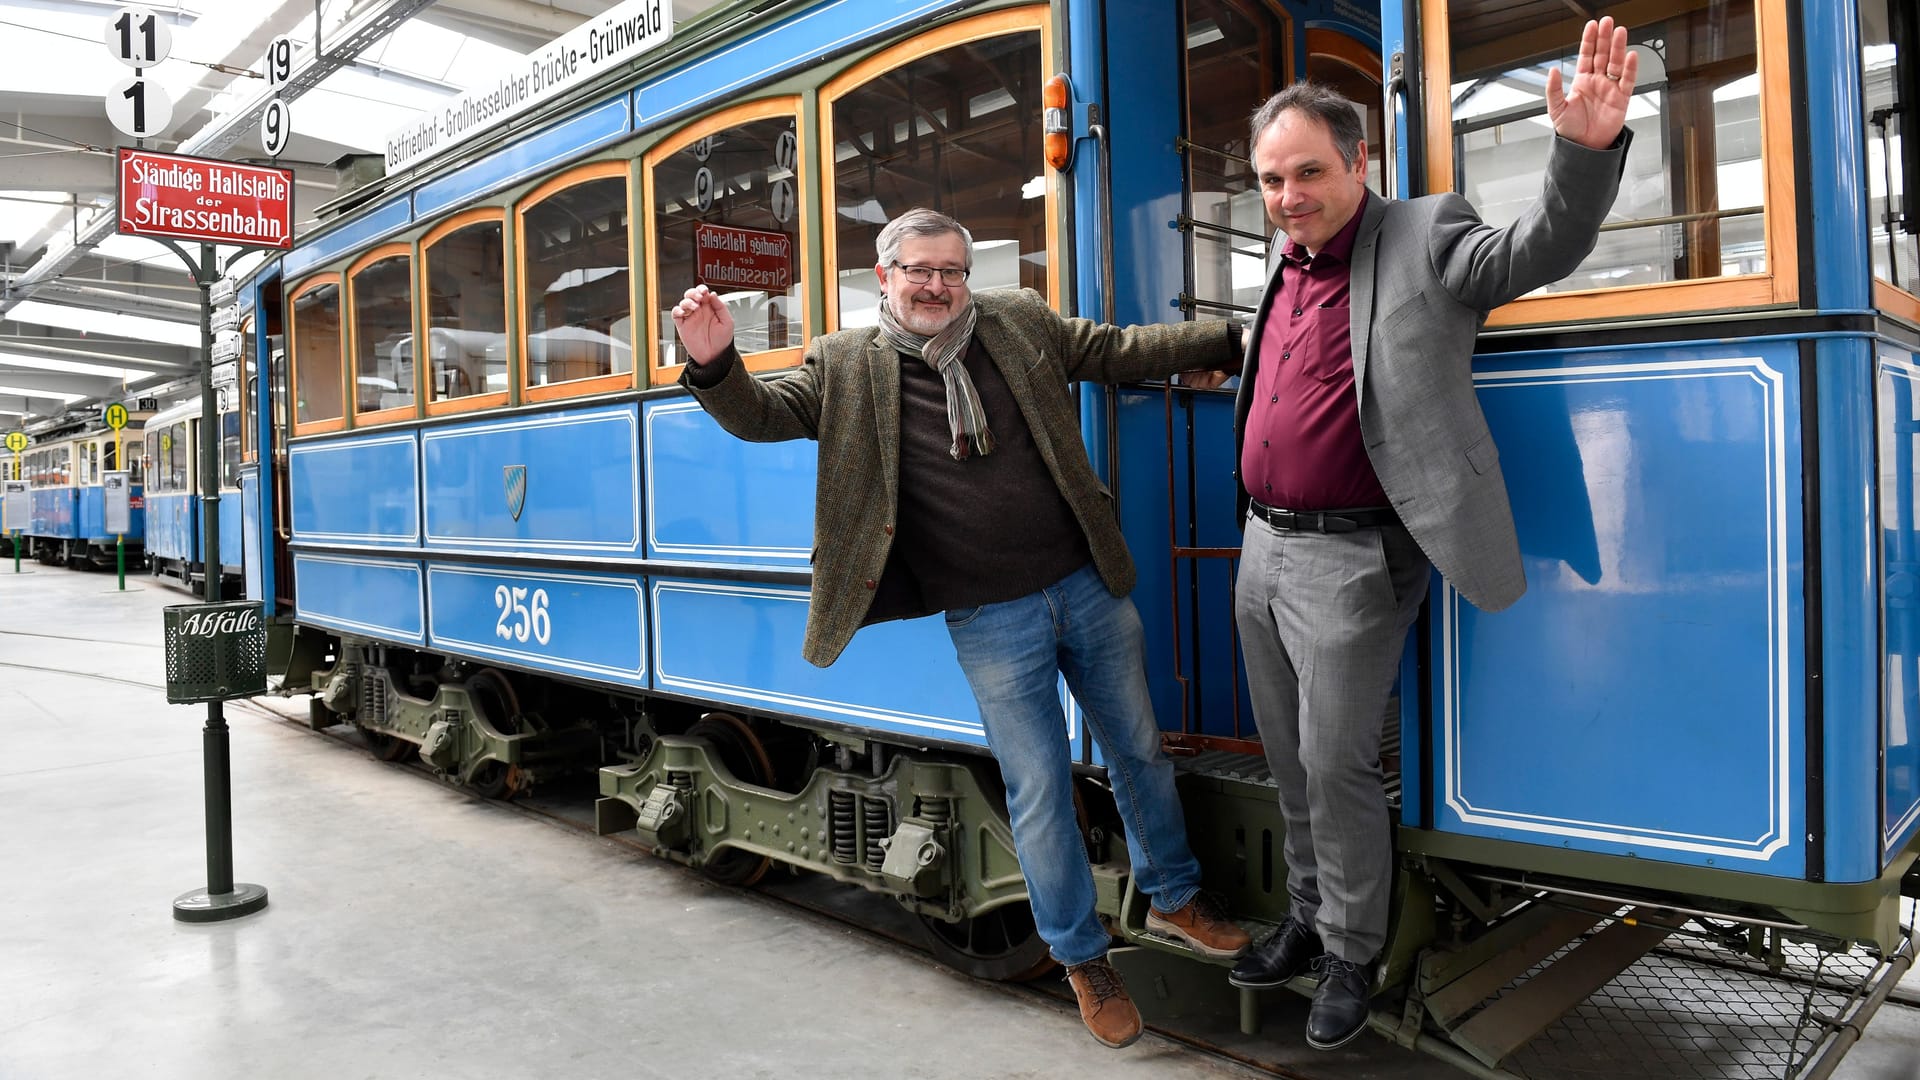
[1249,83,1366,168]
[875,207,974,271]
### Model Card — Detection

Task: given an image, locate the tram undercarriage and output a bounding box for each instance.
[285,627,1918,1079]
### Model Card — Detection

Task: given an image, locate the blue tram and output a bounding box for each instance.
[232,0,1919,1072]
[1,416,146,568]
[143,396,246,591]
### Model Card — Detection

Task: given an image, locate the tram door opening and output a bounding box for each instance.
[1165,1,1383,749]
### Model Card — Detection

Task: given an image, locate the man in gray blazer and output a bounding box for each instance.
[1223,18,1640,1049]
[670,208,1250,1050]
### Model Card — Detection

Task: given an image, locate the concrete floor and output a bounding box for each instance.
[2,565,1917,1080]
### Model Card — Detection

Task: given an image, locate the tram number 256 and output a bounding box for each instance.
[494,585,553,645]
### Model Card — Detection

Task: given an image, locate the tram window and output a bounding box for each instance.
[165,423,188,491]
[648,107,805,376]
[290,277,345,430]
[1449,0,1762,294]
[519,165,633,397]
[1864,0,1920,294]
[126,444,144,486]
[826,24,1046,329]
[350,246,417,419]
[423,214,508,406]
[220,411,242,488]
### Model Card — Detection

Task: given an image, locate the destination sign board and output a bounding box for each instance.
[694,222,792,294]
[117,148,294,249]
[384,0,672,175]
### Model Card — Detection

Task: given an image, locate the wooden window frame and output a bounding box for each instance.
[347,242,421,428]
[516,160,638,404]
[288,273,347,436]
[421,208,512,417]
[643,97,809,384]
[1421,0,1799,326]
[821,6,1057,332]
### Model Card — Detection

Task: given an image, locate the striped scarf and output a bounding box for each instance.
[878,298,993,460]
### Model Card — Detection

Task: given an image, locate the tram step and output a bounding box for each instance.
[1444,906,1686,1069]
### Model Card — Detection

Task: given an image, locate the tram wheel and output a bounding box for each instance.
[463,668,530,799]
[914,904,1056,982]
[685,712,775,887]
[361,727,413,762]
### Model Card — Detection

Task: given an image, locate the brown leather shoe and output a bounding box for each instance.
[1146,891,1253,959]
[1065,957,1143,1048]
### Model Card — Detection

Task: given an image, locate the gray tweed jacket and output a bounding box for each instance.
[685,287,1237,667]
[1234,133,1629,611]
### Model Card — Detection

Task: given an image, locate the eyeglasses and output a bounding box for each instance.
[891,262,970,286]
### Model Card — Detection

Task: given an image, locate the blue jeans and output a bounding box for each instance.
[945,563,1204,966]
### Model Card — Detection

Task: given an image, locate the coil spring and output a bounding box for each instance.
[918,796,951,825]
[829,790,857,863]
[862,795,891,872]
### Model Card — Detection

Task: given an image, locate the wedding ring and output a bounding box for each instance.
[1606,72,1620,81]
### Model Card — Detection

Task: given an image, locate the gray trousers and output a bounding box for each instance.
[1233,514,1430,962]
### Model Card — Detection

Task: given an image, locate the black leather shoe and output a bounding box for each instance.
[1306,956,1375,1050]
[1228,914,1322,989]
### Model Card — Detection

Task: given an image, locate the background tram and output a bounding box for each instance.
[0,414,146,568]
[206,0,1920,1073]
[142,395,245,591]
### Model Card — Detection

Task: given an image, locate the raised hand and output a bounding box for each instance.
[670,284,735,365]
[1546,16,1639,151]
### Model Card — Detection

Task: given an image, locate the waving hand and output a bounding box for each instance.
[1546,17,1638,150]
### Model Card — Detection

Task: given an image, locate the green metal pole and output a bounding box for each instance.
[117,535,125,590]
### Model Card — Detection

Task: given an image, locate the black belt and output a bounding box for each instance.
[1248,500,1399,533]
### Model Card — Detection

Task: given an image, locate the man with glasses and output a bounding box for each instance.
[671,206,1249,1050]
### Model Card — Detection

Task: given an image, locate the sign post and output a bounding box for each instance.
[104,404,130,590]
[2,476,24,574]
[116,141,289,925]
[104,470,131,590]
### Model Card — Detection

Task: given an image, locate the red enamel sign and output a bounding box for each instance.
[117,148,294,249]
[694,222,791,293]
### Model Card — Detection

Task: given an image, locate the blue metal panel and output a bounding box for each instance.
[123,484,146,544]
[422,405,638,556]
[29,488,76,539]
[1819,334,1880,882]
[1100,0,1185,329]
[240,470,263,601]
[634,0,968,130]
[1878,345,1920,862]
[1068,0,1107,327]
[146,492,198,563]
[427,563,646,688]
[281,195,413,280]
[249,267,279,612]
[1112,386,1246,740]
[643,399,811,565]
[218,487,243,571]
[1803,0,1871,311]
[292,553,425,644]
[651,578,988,748]
[414,97,633,221]
[289,434,421,546]
[1436,345,1806,874]
[76,486,104,541]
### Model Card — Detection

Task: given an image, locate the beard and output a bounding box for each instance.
[888,291,959,336]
